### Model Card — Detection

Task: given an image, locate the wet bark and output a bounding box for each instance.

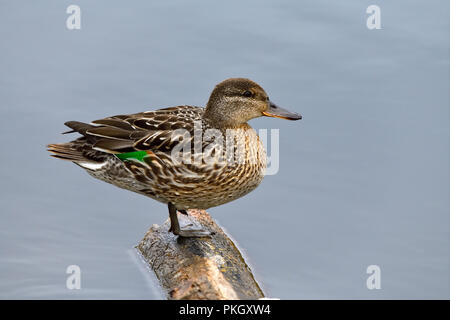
[137,209,265,300]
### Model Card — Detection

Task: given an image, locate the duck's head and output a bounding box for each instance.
[204,78,301,128]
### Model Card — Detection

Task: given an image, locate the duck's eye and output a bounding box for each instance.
[243,90,253,97]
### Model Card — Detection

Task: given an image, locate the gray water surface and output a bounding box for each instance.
[0,0,449,299]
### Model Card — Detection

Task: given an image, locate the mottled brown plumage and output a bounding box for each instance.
[48,78,301,237]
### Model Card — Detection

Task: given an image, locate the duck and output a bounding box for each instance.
[48,78,301,237]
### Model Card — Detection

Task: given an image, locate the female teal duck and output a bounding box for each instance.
[48,78,301,237]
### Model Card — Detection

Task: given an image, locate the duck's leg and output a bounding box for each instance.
[167,202,211,238]
[168,202,181,235]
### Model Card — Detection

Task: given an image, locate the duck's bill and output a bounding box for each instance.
[262,102,302,120]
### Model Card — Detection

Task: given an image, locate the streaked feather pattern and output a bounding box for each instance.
[48,105,266,210]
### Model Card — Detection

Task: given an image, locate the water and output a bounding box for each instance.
[0,0,448,299]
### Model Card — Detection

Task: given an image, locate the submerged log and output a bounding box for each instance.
[137,209,265,300]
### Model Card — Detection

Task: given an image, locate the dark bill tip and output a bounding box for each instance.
[262,102,302,120]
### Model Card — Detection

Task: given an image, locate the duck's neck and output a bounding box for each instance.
[203,104,248,130]
[203,113,249,130]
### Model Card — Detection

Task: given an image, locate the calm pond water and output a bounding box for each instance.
[0,0,448,299]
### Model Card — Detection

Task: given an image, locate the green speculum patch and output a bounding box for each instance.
[116,150,149,162]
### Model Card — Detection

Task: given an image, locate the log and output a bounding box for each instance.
[136,209,265,300]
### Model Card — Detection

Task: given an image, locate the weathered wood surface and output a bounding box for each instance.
[137,209,265,300]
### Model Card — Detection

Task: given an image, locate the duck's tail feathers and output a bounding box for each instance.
[47,142,87,162]
[63,121,95,136]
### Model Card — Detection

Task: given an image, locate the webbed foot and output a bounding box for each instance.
[168,202,211,238]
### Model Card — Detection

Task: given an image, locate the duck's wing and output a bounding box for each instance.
[66,106,203,155]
